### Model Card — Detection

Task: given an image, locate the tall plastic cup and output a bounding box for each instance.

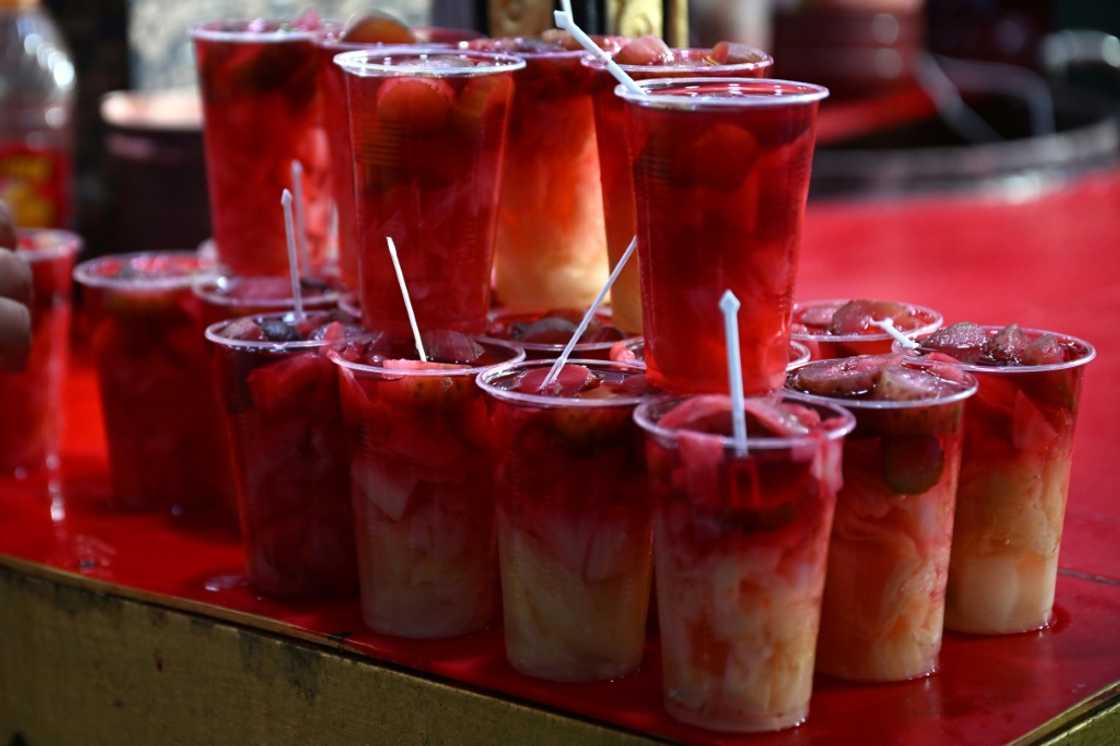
[335,48,523,337]
[619,78,828,395]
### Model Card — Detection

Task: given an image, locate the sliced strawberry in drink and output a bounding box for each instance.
[1021,333,1065,366]
[377,77,454,132]
[616,35,674,66]
[798,302,839,330]
[422,330,484,364]
[342,12,417,43]
[828,299,911,335]
[516,365,597,396]
[874,364,946,402]
[744,398,815,437]
[922,322,989,363]
[710,41,766,65]
[986,324,1030,364]
[452,74,508,132]
[790,355,889,397]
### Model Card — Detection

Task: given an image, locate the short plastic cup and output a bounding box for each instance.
[787,355,978,681]
[584,46,772,334]
[192,273,341,328]
[477,359,654,681]
[0,230,80,482]
[331,337,523,638]
[484,307,637,361]
[619,78,828,395]
[335,47,523,337]
[75,251,235,525]
[610,336,812,372]
[906,327,1097,634]
[636,393,855,732]
[206,310,359,598]
[192,20,331,275]
[792,299,944,360]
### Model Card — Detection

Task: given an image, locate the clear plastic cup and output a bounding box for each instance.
[335,47,524,337]
[787,354,978,681]
[331,336,523,638]
[192,273,341,328]
[635,393,855,732]
[619,78,828,395]
[610,336,812,372]
[0,230,80,483]
[477,359,653,681]
[792,298,944,360]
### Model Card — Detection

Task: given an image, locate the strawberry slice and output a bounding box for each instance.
[377,77,454,132]
[615,35,674,66]
[516,365,597,396]
[342,12,416,44]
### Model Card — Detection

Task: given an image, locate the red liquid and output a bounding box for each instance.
[194,22,331,276]
[0,230,79,479]
[586,49,770,334]
[209,314,357,598]
[79,253,234,527]
[341,50,518,336]
[624,80,825,395]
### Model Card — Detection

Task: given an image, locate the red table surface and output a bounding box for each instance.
[3,169,1120,745]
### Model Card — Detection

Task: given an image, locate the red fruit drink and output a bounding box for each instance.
[621,78,828,395]
[485,307,634,361]
[75,252,235,525]
[634,394,854,731]
[788,354,977,681]
[468,37,618,311]
[585,39,772,334]
[206,310,360,598]
[193,273,341,328]
[193,17,332,276]
[611,336,811,371]
[331,333,522,638]
[316,24,483,289]
[792,298,943,360]
[335,48,522,336]
[914,323,1096,634]
[477,360,653,681]
[0,230,79,481]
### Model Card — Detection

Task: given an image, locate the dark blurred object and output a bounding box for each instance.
[928,0,1050,67]
[773,0,926,101]
[100,90,210,254]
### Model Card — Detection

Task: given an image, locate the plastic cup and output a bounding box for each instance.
[792,299,944,360]
[484,307,637,361]
[335,47,523,337]
[635,393,855,732]
[619,78,828,395]
[584,46,772,334]
[477,359,654,681]
[610,336,812,372]
[206,310,359,598]
[338,292,362,322]
[906,327,1097,634]
[192,272,341,328]
[787,355,978,681]
[75,251,236,526]
[331,336,523,638]
[0,230,80,483]
[192,20,331,276]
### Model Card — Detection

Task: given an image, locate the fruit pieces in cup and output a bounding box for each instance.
[336,47,523,336]
[621,78,828,395]
[192,272,341,328]
[913,322,1096,634]
[478,360,654,681]
[787,353,977,681]
[206,310,360,598]
[332,332,522,638]
[0,230,80,480]
[792,299,944,360]
[485,307,634,361]
[468,36,619,312]
[635,394,855,732]
[193,15,332,276]
[610,336,812,372]
[75,252,236,526]
[584,38,772,334]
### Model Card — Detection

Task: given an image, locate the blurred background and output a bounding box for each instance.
[15,0,1120,257]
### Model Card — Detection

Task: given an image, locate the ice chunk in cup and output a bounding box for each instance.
[634,393,855,732]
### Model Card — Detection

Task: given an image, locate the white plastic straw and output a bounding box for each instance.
[280,190,305,321]
[540,236,638,390]
[385,236,427,362]
[290,160,311,273]
[553,10,645,97]
[872,318,920,349]
[719,290,749,456]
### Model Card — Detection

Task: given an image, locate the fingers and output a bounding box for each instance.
[0,248,32,306]
[0,296,31,372]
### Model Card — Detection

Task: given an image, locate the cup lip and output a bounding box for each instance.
[476,358,650,409]
[634,392,857,451]
[582,47,773,76]
[329,335,525,378]
[616,76,830,109]
[190,20,320,43]
[480,307,639,355]
[17,229,82,263]
[333,47,527,78]
[786,356,980,411]
[610,337,815,373]
[204,310,347,352]
[791,299,945,344]
[73,250,212,291]
[190,274,341,309]
[897,325,1098,375]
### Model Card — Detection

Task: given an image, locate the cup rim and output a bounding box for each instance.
[191,274,340,309]
[634,392,857,451]
[17,229,82,264]
[611,337,815,372]
[329,335,525,378]
[480,308,639,355]
[786,355,980,411]
[204,310,346,352]
[333,47,527,78]
[898,325,1098,375]
[615,77,830,109]
[791,299,945,344]
[476,358,650,409]
[74,250,212,291]
[190,20,320,43]
[582,46,773,76]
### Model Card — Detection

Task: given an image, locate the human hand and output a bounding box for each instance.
[0,247,32,371]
